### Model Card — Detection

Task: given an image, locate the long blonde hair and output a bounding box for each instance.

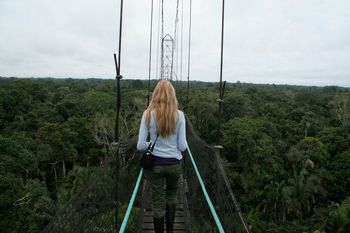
[146,80,179,137]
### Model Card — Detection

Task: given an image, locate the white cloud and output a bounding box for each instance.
[0,0,349,86]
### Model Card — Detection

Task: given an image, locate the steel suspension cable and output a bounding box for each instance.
[180,0,184,86]
[219,0,225,95]
[114,0,124,143]
[160,0,164,79]
[217,0,225,146]
[186,0,192,113]
[174,0,180,82]
[147,0,154,106]
[113,0,124,230]
[155,0,161,80]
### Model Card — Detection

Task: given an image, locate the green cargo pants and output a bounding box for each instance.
[145,163,181,218]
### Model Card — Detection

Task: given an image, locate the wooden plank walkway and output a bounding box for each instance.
[141,176,187,233]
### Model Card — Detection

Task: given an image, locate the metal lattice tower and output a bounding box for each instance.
[161,34,175,80]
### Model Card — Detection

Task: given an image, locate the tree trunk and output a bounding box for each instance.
[62,160,66,176]
[51,162,59,190]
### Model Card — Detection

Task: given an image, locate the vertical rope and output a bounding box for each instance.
[113,0,124,230]
[114,0,124,143]
[171,38,175,81]
[186,0,192,113]
[219,0,225,96]
[217,0,225,146]
[160,0,164,80]
[147,0,154,106]
[114,55,122,143]
[117,0,124,77]
[174,0,180,83]
[180,0,184,87]
[155,0,161,80]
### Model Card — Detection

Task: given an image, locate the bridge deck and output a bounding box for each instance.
[141,175,187,233]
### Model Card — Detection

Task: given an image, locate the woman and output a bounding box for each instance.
[137,80,188,233]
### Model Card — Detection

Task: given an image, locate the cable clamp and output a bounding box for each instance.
[116,75,123,80]
[214,145,224,149]
[216,98,224,102]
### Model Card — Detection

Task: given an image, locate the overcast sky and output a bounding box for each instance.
[0,0,349,87]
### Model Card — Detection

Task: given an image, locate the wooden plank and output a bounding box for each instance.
[142,175,187,232]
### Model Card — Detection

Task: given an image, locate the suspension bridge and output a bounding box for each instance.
[40,119,250,233]
[41,0,251,232]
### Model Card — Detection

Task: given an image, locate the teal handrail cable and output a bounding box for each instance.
[187,146,225,233]
[118,168,144,233]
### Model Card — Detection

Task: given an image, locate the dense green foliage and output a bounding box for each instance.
[0,77,349,232]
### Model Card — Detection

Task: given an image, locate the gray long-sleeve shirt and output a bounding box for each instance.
[137,110,188,160]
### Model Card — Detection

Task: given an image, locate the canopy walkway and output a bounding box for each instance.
[40,0,251,231]
[41,119,250,233]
